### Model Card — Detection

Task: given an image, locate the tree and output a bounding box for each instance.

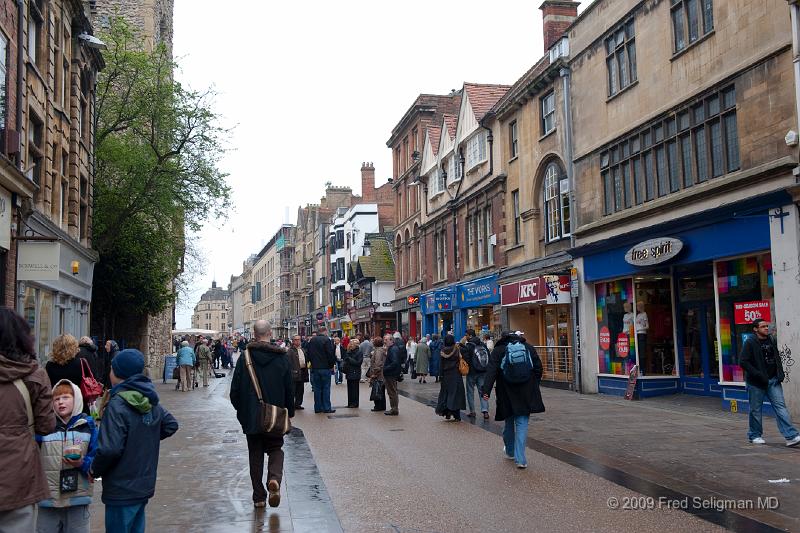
[92,19,230,336]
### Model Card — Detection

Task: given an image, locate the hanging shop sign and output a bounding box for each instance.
[0,188,10,250]
[458,275,500,307]
[624,237,683,267]
[570,267,579,298]
[17,241,60,281]
[733,300,771,325]
[407,294,420,306]
[543,275,571,304]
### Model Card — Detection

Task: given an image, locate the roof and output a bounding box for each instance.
[491,57,553,117]
[463,83,512,120]
[442,114,457,140]
[357,236,395,282]
[427,125,442,156]
[387,94,461,147]
[199,286,229,302]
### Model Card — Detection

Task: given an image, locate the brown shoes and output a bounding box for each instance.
[267,479,280,507]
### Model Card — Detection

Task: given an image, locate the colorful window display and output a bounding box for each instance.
[716,253,773,382]
[596,279,635,375]
[633,278,676,376]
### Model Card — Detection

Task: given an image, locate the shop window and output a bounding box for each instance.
[716,253,773,382]
[595,279,635,376]
[634,278,676,376]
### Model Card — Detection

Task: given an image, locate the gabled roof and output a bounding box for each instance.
[463,83,512,120]
[427,125,442,157]
[442,115,457,140]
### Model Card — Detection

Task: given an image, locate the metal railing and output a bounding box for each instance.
[532,345,573,384]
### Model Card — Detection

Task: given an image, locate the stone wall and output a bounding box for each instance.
[90,0,174,54]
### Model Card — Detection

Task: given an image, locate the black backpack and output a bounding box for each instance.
[470,342,490,372]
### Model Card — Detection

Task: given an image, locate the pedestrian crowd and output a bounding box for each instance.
[0,308,178,533]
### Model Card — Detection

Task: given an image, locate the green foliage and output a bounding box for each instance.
[92,19,230,325]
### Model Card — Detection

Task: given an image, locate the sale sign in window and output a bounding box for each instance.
[733,300,771,325]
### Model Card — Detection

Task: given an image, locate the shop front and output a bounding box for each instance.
[421,287,456,338]
[352,306,397,338]
[579,213,778,408]
[456,275,501,340]
[501,275,573,385]
[393,294,421,340]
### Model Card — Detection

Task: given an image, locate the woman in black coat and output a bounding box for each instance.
[435,335,466,421]
[481,331,544,469]
[342,339,363,408]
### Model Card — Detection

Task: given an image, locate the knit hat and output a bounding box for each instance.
[112,348,145,380]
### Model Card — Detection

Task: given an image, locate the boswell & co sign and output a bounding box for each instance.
[624,238,683,267]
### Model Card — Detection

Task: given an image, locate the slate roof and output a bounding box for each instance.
[463,83,512,120]
[357,236,395,282]
[200,286,229,302]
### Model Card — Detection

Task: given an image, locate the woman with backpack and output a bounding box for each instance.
[481,331,544,469]
[434,335,466,421]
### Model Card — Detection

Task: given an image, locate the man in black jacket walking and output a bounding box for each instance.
[383,332,406,415]
[230,320,295,508]
[739,319,800,447]
[306,327,336,413]
[461,328,490,419]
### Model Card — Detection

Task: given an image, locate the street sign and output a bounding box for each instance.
[570,267,579,298]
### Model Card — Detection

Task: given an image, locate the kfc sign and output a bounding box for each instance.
[734,301,771,325]
[500,277,543,306]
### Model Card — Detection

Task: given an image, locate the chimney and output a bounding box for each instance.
[361,162,376,203]
[540,1,579,51]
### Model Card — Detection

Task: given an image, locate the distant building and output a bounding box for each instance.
[349,234,397,337]
[191,281,230,333]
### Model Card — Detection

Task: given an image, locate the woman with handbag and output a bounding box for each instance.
[46,335,94,414]
[435,334,466,421]
[342,339,363,408]
[368,336,387,412]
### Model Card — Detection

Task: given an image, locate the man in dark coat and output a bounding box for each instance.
[461,328,490,419]
[383,332,407,416]
[481,331,544,469]
[286,334,309,410]
[305,327,336,413]
[230,320,295,508]
[739,319,800,446]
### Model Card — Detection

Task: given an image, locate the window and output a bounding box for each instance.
[600,85,738,214]
[485,206,494,265]
[435,167,445,194]
[606,19,637,96]
[27,114,44,186]
[544,163,570,241]
[466,215,473,269]
[59,179,67,229]
[28,0,44,70]
[79,176,88,240]
[465,131,487,170]
[671,0,714,53]
[512,190,521,245]
[336,230,344,249]
[0,34,7,128]
[435,228,447,281]
[447,155,457,183]
[509,121,518,159]
[541,92,556,135]
[477,210,485,268]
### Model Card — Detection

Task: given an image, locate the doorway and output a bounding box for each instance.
[676,271,721,396]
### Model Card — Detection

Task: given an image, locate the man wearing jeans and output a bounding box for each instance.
[306,327,336,413]
[740,319,800,447]
[462,329,490,419]
[481,331,544,469]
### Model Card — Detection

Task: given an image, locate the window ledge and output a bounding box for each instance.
[539,128,557,142]
[670,30,715,62]
[606,79,639,104]
[508,155,519,164]
[505,243,524,253]
[430,190,445,200]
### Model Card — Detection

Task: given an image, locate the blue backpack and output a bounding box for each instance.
[501,341,533,384]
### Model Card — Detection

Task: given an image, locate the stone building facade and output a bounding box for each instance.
[251,225,294,340]
[565,0,800,412]
[191,281,229,332]
[387,93,459,339]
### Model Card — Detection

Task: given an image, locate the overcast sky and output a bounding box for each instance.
[172,0,590,327]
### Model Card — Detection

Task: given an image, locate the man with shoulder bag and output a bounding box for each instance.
[230,320,295,508]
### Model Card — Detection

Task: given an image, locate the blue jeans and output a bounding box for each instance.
[748,378,800,441]
[335,360,343,384]
[310,369,332,412]
[503,415,530,466]
[466,373,489,413]
[105,503,146,533]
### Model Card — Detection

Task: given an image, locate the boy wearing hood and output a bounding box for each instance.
[36,379,99,532]
[91,349,179,533]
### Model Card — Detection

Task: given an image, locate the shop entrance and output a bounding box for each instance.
[675,271,720,396]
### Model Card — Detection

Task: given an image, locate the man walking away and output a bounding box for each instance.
[359,334,373,383]
[463,328,491,419]
[197,339,213,387]
[481,331,544,469]
[306,327,336,413]
[740,319,800,447]
[287,335,309,410]
[230,321,295,507]
[383,332,407,416]
[92,349,178,532]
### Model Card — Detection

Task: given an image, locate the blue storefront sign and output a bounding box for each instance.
[421,288,455,314]
[457,275,500,307]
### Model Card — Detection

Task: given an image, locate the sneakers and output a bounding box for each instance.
[254,500,266,508]
[516,463,527,469]
[467,412,476,418]
[750,437,766,445]
[787,435,800,447]
[483,412,490,420]
[503,447,514,460]
[267,480,280,507]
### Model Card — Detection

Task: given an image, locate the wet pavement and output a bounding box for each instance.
[396,378,800,532]
[89,371,343,532]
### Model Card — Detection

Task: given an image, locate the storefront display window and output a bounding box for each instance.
[466,307,492,336]
[716,253,773,382]
[595,279,634,375]
[436,312,453,337]
[634,278,675,376]
[544,305,572,380]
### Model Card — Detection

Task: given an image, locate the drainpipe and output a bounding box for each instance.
[790,0,800,178]
[16,0,24,169]
[561,64,582,394]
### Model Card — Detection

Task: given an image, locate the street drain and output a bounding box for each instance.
[327,414,358,419]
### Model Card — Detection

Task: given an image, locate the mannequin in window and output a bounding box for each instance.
[635,301,649,371]
[622,302,634,338]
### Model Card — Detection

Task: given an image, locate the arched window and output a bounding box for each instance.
[543,162,571,242]
[414,224,421,282]
[404,229,412,284]
[395,234,404,286]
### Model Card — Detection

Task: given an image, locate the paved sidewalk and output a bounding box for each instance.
[397,378,800,532]
[89,373,343,532]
